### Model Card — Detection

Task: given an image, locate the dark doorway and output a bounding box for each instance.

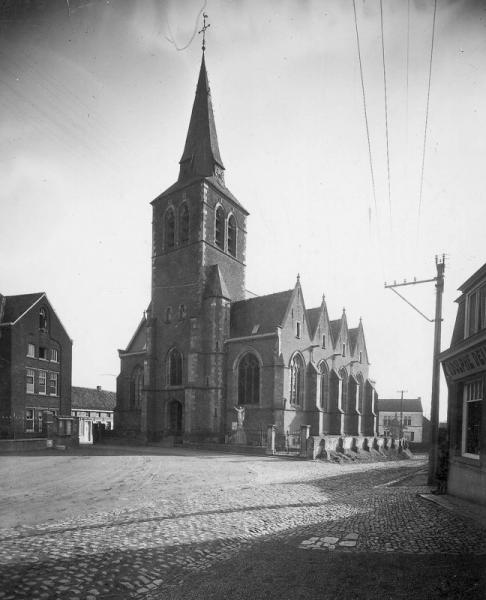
[168,400,183,435]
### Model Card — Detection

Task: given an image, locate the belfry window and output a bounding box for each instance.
[180,203,190,245]
[167,349,183,386]
[290,354,304,406]
[227,215,236,256]
[165,208,175,250]
[238,353,260,405]
[215,206,225,249]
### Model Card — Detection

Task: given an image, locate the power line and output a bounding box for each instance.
[165,0,207,52]
[417,0,438,229]
[352,0,379,227]
[379,0,392,226]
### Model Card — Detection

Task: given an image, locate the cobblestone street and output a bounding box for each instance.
[1,447,485,599]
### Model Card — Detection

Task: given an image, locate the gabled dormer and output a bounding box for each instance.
[307,294,331,350]
[348,318,369,366]
[330,308,349,358]
[281,276,311,342]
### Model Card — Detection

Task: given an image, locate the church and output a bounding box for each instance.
[115,50,378,444]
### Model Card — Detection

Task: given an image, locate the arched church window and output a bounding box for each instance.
[357,373,364,413]
[180,203,189,245]
[167,348,183,386]
[215,206,225,249]
[165,208,175,250]
[339,368,348,412]
[290,354,304,406]
[130,366,143,409]
[39,308,48,331]
[319,362,329,410]
[238,353,260,405]
[227,214,236,256]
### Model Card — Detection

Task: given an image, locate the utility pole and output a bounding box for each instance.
[396,389,408,439]
[385,254,446,486]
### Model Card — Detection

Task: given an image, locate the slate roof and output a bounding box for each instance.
[72,387,116,411]
[205,265,231,299]
[329,319,341,344]
[306,307,321,337]
[179,55,224,177]
[230,289,293,338]
[0,292,44,324]
[348,327,359,352]
[377,398,423,413]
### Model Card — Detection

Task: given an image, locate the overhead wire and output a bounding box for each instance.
[379,0,392,227]
[165,0,207,51]
[417,0,438,232]
[352,0,379,231]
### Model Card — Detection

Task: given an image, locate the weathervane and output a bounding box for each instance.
[198,13,210,53]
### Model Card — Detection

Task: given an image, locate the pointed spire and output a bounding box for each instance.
[179,54,225,182]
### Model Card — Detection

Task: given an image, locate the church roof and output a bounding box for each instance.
[306,307,321,336]
[0,292,45,324]
[348,327,359,352]
[230,289,293,338]
[377,398,423,413]
[179,54,224,180]
[330,319,341,344]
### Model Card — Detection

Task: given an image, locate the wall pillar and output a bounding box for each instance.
[266,424,276,455]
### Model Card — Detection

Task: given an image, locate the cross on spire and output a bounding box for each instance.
[198,13,210,53]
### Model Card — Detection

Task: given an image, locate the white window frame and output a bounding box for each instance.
[26,369,35,394]
[49,372,58,396]
[27,343,35,358]
[50,348,59,362]
[25,408,34,432]
[462,379,482,459]
[39,370,47,395]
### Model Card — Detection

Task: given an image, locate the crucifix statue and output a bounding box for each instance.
[234,405,245,428]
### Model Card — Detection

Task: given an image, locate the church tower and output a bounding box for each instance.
[145,51,249,441]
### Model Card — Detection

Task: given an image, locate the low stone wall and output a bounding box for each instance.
[0,438,52,452]
[183,441,267,455]
[306,435,404,460]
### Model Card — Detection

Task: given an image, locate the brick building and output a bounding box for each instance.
[440,262,486,505]
[72,386,116,444]
[115,54,378,442]
[0,292,72,438]
[376,397,424,442]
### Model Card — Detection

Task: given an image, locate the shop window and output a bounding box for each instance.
[238,353,260,405]
[462,379,482,458]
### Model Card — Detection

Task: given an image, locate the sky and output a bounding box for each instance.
[1,0,485,419]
